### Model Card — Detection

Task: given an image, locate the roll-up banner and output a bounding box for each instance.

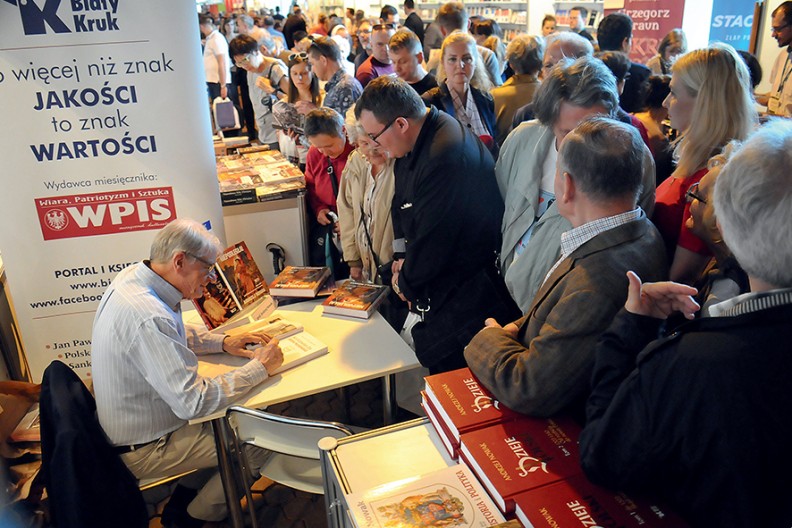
[606,0,686,65]
[0,0,224,381]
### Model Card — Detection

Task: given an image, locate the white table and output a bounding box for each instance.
[187,298,420,528]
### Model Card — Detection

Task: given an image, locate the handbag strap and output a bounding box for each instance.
[326,158,339,197]
[359,203,382,271]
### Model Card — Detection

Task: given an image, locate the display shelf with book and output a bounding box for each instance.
[322,281,389,319]
[216,149,306,207]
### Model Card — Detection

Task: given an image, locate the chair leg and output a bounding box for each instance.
[336,386,350,423]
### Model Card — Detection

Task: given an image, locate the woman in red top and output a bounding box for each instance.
[653,43,756,284]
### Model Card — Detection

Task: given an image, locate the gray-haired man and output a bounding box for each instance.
[92,219,282,527]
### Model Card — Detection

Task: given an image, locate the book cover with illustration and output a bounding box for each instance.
[269,266,331,297]
[193,274,242,329]
[322,281,389,319]
[216,241,269,307]
[346,463,506,528]
[458,417,582,513]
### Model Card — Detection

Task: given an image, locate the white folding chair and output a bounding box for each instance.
[225,406,353,527]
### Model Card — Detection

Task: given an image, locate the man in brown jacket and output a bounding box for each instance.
[464,117,667,418]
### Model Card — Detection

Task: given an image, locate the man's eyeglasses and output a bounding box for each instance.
[368,117,398,145]
[372,23,397,31]
[772,22,791,34]
[187,253,217,278]
[289,51,308,61]
[234,52,255,67]
[685,182,707,205]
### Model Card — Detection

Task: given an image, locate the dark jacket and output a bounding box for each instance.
[620,61,651,113]
[403,12,425,44]
[40,360,147,528]
[393,106,511,368]
[580,303,792,528]
[422,82,498,153]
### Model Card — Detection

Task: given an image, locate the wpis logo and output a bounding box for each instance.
[9,0,121,36]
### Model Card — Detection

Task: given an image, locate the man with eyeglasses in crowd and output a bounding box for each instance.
[355,76,517,374]
[758,1,792,116]
[356,23,397,87]
[229,34,289,149]
[92,219,283,528]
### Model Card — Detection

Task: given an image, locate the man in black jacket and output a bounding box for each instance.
[597,13,650,113]
[355,76,517,373]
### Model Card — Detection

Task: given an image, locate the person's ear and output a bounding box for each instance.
[561,171,576,203]
[173,251,187,273]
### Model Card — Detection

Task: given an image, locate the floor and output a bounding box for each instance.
[146,377,399,528]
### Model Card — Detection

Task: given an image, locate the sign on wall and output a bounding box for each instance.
[606,0,686,65]
[710,0,754,51]
[0,0,224,381]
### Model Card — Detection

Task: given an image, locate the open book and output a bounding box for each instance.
[220,314,329,376]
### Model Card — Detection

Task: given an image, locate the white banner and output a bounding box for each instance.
[0,0,224,381]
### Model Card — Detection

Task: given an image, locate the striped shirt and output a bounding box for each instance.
[543,208,642,285]
[91,262,267,446]
[708,287,792,318]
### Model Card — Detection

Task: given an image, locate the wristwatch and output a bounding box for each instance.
[392,278,402,295]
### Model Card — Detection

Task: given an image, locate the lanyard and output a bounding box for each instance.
[778,52,792,94]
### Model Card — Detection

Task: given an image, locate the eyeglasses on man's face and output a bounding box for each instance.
[187,253,218,278]
[234,52,255,67]
[368,117,398,146]
[685,182,707,205]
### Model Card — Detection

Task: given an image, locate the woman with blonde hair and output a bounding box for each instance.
[422,31,497,154]
[653,42,757,284]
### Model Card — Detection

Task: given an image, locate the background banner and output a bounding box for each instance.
[606,0,686,65]
[709,0,754,51]
[0,0,224,381]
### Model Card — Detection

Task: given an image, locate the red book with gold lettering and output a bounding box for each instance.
[458,417,583,514]
[513,475,687,527]
[423,368,522,446]
[420,391,458,459]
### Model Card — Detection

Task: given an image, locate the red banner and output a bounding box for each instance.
[606,0,686,65]
[35,187,177,241]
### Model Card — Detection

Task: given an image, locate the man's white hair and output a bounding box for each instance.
[149,219,222,264]
[714,119,792,288]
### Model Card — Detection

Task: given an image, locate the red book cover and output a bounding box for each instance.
[420,391,458,459]
[424,368,522,443]
[458,417,582,514]
[514,475,688,527]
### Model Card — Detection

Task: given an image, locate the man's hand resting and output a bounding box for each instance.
[223,332,272,357]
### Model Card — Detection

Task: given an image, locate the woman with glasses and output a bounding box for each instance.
[277,53,322,171]
[421,32,497,155]
[336,109,396,284]
[653,43,757,285]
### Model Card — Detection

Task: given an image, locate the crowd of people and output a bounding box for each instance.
[85,3,792,527]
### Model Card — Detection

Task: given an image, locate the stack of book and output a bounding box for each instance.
[422,368,522,458]
[216,148,305,205]
[321,281,389,319]
[421,368,685,525]
[269,266,332,298]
